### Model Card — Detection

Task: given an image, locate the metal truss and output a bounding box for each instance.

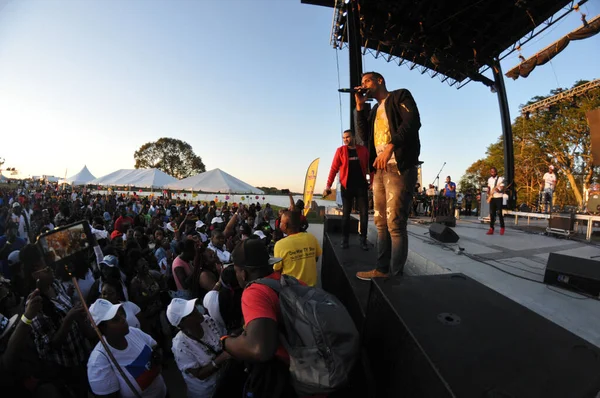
[521,78,600,114]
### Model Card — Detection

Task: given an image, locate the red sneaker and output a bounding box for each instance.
[500,228,505,235]
[486,228,494,235]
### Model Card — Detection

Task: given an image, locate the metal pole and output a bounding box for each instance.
[347,0,363,132]
[491,58,516,209]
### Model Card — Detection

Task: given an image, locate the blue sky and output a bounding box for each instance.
[0,0,599,192]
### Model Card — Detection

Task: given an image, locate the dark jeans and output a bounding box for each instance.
[341,185,369,241]
[489,197,505,229]
[373,164,417,276]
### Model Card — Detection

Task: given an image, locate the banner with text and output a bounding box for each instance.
[302,158,320,216]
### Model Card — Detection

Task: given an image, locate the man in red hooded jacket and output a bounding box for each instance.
[324,130,370,250]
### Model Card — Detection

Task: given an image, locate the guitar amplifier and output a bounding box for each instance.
[548,214,575,231]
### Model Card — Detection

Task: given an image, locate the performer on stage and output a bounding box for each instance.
[444,176,456,215]
[486,167,505,235]
[324,129,370,250]
[542,165,557,213]
[353,71,421,279]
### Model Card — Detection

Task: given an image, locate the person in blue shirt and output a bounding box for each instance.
[444,176,456,199]
[443,176,457,216]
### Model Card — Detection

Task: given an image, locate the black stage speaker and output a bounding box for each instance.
[324,214,358,234]
[429,222,459,243]
[433,215,456,227]
[544,253,600,297]
[363,274,600,397]
[548,213,575,231]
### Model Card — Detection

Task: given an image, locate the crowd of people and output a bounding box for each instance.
[0,183,333,398]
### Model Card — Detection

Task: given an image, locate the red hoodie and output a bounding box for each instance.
[326,145,370,190]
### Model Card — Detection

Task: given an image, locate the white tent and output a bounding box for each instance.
[167,168,264,194]
[60,166,96,186]
[90,168,178,189]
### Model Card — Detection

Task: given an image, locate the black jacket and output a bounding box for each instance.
[354,88,421,173]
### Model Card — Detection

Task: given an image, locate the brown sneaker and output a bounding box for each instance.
[356,269,389,281]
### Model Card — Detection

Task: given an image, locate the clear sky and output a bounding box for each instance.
[0,0,599,192]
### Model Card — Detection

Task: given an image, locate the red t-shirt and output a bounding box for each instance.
[242,272,289,363]
[242,274,326,398]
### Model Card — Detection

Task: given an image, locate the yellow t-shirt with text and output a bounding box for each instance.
[274,232,322,287]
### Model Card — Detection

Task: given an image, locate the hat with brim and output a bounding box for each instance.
[232,239,282,269]
[99,254,119,268]
[89,299,122,325]
[166,298,198,327]
[0,314,18,340]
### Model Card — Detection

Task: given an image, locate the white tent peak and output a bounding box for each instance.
[168,168,264,194]
[89,168,178,189]
[61,165,96,186]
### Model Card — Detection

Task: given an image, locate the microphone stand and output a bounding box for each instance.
[431,162,446,221]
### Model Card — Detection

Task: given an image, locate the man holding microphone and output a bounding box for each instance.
[353,72,422,280]
[324,130,370,250]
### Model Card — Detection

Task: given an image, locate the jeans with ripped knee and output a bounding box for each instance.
[373,164,417,276]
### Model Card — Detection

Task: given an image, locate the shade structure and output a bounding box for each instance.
[167,168,264,194]
[60,165,96,186]
[90,168,177,189]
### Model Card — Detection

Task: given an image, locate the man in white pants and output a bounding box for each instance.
[542,165,557,213]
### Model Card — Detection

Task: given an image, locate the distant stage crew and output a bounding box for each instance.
[325,129,370,251]
[486,167,505,235]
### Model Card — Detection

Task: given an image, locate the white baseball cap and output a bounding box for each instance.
[195,220,205,229]
[253,230,267,240]
[166,298,198,327]
[89,299,122,324]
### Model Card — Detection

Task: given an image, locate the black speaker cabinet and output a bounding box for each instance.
[363,274,600,397]
[548,213,575,231]
[544,253,600,297]
[433,215,456,227]
[429,222,459,243]
[324,214,358,234]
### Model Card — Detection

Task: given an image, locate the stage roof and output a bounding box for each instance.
[302,0,587,88]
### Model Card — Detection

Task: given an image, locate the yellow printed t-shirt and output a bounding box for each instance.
[273,232,323,287]
[374,98,396,163]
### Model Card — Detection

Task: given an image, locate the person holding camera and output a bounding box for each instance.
[324,129,370,250]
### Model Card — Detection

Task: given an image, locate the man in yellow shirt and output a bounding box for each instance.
[273,211,322,286]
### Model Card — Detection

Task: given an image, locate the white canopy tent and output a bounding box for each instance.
[167,168,264,194]
[90,168,178,189]
[59,166,96,186]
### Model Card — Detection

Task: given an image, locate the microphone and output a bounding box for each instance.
[338,88,366,94]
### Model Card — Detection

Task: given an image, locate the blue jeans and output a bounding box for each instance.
[373,164,417,276]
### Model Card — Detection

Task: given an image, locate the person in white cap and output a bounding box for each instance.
[167,298,230,397]
[542,165,558,213]
[87,299,167,398]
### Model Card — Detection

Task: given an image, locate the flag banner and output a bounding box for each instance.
[302,158,320,216]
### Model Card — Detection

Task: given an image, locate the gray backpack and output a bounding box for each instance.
[254,274,359,396]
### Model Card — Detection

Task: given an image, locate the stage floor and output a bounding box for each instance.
[356,216,600,348]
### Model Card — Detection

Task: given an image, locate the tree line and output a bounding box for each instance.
[460,80,600,209]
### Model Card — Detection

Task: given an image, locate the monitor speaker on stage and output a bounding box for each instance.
[429,222,459,243]
[588,108,600,166]
[544,253,600,297]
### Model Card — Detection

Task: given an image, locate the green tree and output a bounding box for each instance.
[461,80,600,208]
[134,138,206,179]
